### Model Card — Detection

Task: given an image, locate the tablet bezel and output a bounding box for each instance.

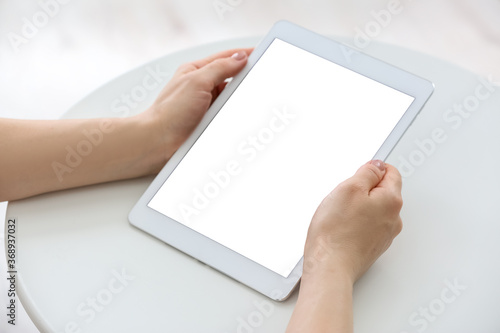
[129,20,434,301]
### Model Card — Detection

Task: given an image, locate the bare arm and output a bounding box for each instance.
[0,49,251,201]
[0,116,164,201]
[287,161,403,332]
[1,47,403,332]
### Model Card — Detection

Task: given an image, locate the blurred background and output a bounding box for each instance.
[0,0,499,332]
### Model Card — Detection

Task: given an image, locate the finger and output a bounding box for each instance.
[349,160,387,192]
[376,163,402,193]
[190,48,254,69]
[195,51,249,89]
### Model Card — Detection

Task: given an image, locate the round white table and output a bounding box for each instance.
[6,37,500,333]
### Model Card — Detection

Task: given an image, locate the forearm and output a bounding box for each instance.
[286,269,354,333]
[0,113,168,201]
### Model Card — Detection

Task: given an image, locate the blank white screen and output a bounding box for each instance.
[148,38,414,277]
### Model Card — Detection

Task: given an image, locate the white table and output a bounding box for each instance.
[6,37,500,333]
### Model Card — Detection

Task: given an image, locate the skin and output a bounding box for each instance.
[286,161,403,333]
[0,48,253,201]
[0,48,403,332]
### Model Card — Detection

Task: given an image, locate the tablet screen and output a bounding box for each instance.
[148,38,414,278]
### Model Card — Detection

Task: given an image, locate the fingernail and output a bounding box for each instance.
[370,159,386,172]
[231,52,246,61]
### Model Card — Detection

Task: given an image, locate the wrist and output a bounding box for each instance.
[291,261,354,333]
[302,257,355,288]
[303,236,357,286]
[132,109,176,175]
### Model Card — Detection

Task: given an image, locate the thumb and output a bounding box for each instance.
[349,160,387,192]
[196,51,248,88]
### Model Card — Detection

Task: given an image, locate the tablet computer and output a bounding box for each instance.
[129,20,433,301]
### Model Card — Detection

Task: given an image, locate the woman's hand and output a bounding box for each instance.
[287,160,403,333]
[304,160,403,283]
[141,48,253,168]
[0,49,252,201]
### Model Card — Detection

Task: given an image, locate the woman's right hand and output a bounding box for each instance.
[303,160,403,284]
